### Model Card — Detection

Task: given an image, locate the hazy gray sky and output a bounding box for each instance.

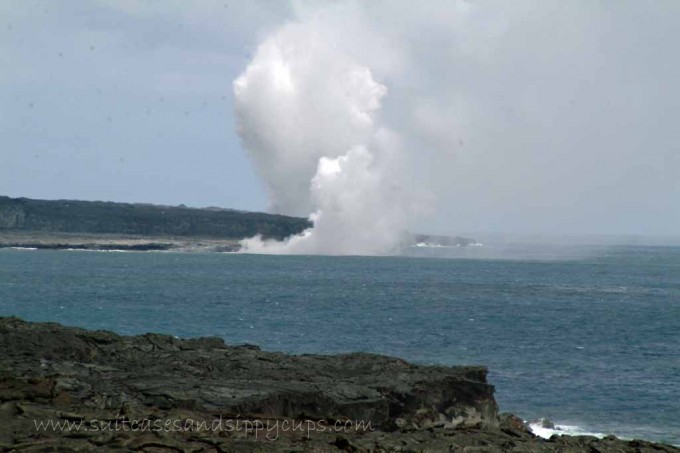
[2,1,679,237]
[1,0,290,210]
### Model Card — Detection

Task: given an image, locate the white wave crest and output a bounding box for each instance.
[528,419,605,439]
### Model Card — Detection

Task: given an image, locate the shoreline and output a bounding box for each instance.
[0,231,480,255]
[0,317,677,452]
[0,231,241,253]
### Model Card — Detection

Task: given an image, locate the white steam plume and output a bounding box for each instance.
[234,11,419,255]
[234,1,680,251]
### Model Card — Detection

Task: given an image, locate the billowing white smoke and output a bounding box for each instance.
[234,15,416,255]
[234,1,679,248]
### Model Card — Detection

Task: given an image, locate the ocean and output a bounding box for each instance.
[0,245,678,445]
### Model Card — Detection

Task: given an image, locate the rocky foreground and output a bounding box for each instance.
[0,318,676,452]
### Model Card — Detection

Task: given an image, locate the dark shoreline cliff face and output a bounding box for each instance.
[0,196,477,253]
[0,318,677,452]
[0,196,311,241]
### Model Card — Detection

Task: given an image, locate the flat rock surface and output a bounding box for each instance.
[0,317,677,452]
[0,231,240,252]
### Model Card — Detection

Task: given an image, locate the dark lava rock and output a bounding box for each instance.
[0,317,677,452]
[0,195,310,241]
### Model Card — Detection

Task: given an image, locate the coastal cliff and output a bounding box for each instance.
[0,196,475,252]
[0,318,676,452]
[0,196,310,240]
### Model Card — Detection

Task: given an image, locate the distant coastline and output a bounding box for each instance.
[0,195,304,252]
[0,195,476,253]
[0,231,242,253]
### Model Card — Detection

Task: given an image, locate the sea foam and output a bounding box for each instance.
[527,419,605,439]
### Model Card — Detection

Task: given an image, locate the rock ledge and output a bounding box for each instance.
[0,317,676,452]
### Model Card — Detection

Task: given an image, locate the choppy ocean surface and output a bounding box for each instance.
[0,244,678,445]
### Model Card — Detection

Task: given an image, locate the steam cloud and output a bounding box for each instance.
[234,6,420,255]
[234,1,680,253]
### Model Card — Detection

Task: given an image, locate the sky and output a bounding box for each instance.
[2,0,679,239]
[1,0,289,210]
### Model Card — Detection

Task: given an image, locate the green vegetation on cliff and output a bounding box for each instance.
[0,195,310,240]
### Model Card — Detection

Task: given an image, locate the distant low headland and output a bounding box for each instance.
[0,195,475,252]
[0,195,310,252]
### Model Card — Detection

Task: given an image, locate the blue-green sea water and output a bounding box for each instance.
[0,245,678,444]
